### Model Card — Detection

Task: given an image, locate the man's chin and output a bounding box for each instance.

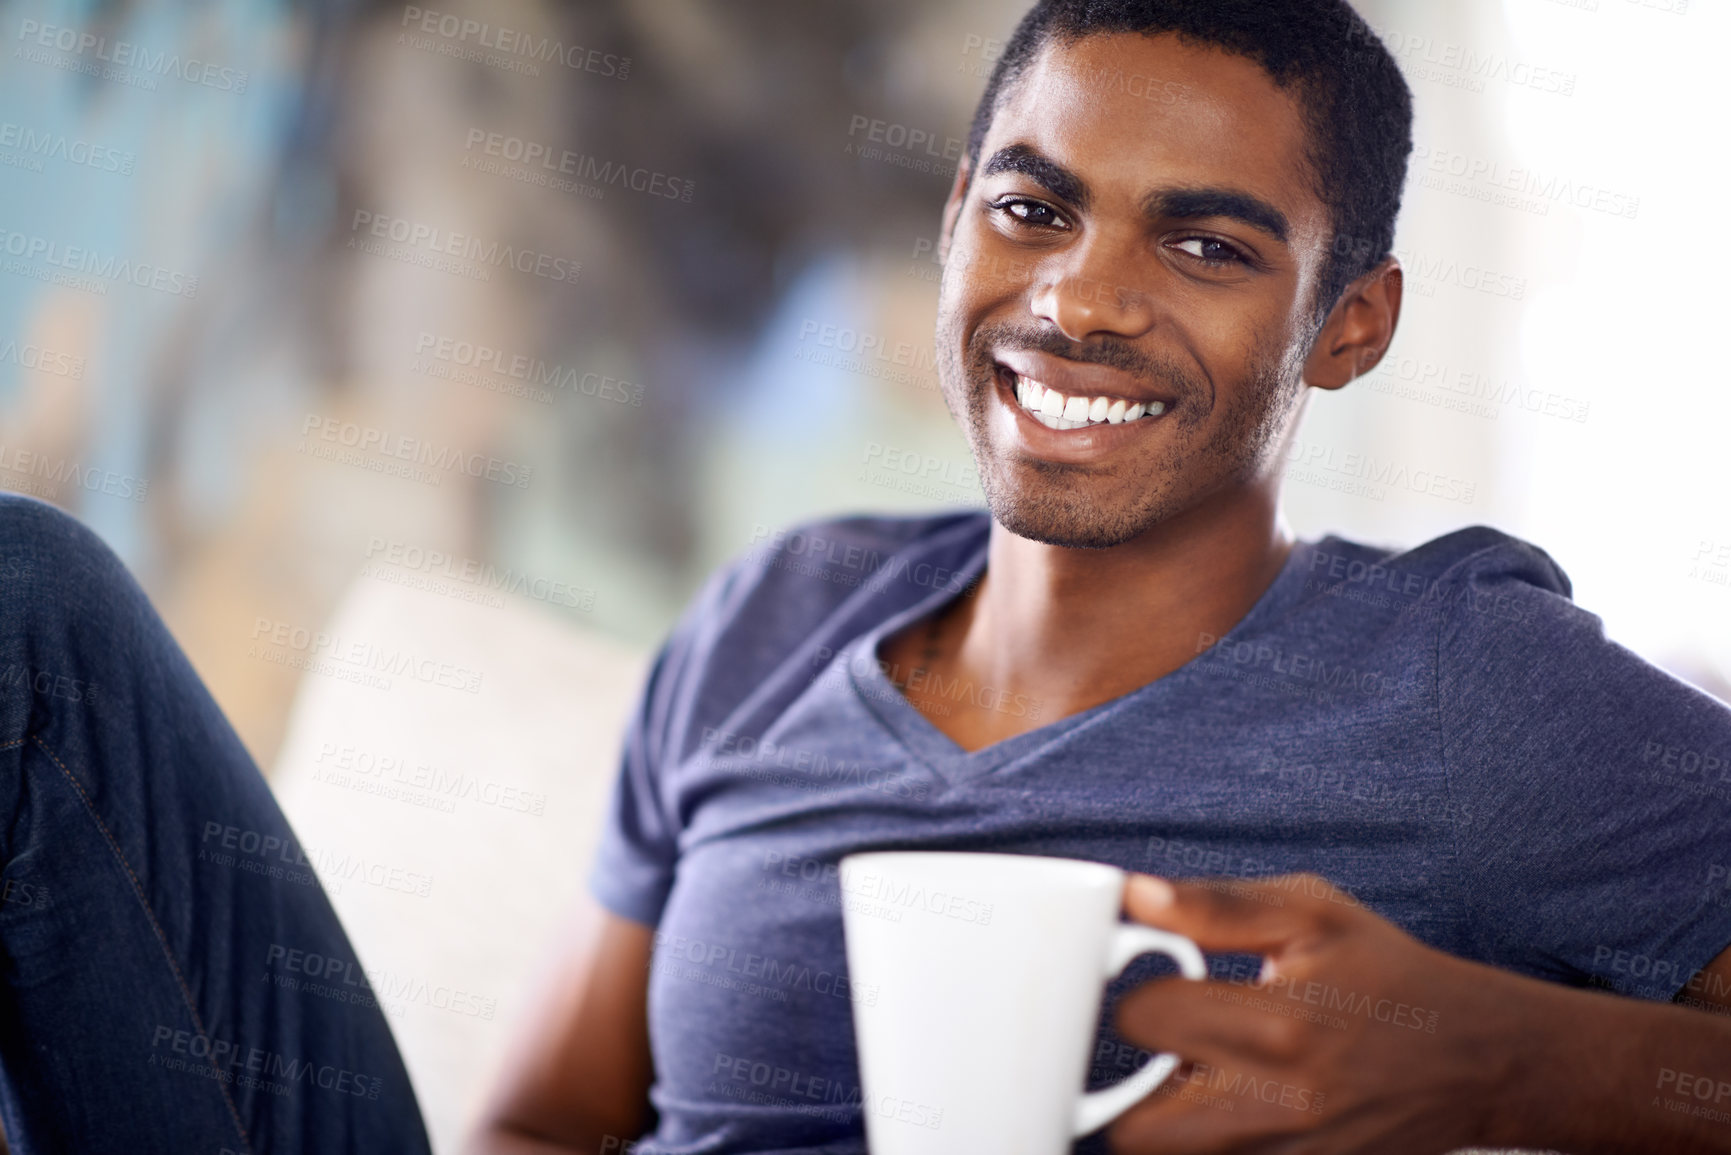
[985,492,1157,551]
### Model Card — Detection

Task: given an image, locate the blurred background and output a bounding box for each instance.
[1,0,1725,1148]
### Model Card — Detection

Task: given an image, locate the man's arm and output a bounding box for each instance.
[1677,945,1731,1015]
[1108,874,1731,1155]
[464,901,656,1155]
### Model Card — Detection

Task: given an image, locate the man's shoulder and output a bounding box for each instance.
[718,508,990,613]
[657,509,989,742]
[738,509,989,582]
[1302,524,1574,627]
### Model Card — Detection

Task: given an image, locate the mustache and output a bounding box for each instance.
[967,322,1196,390]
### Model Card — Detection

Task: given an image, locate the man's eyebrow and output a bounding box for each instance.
[1145,188,1290,244]
[981,145,1292,244]
[980,144,1089,211]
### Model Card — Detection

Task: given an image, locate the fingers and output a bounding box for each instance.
[1125,872,1356,956]
[1104,1055,1325,1155]
[1114,976,1320,1070]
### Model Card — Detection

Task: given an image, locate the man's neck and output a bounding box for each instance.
[884,487,1293,752]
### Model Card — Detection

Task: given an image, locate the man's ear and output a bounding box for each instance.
[937,157,973,264]
[1302,256,1404,390]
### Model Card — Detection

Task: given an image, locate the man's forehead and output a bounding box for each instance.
[986,31,1328,239]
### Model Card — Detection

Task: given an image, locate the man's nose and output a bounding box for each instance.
[1027,235,1156,343]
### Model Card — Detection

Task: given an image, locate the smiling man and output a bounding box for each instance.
[473,2,1731,1154]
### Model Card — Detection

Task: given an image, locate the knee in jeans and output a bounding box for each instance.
[0,493,131,591]
[0,494,143,675]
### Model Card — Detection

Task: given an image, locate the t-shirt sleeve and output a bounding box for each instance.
[586,564,738,929]
[1439,537,1731,1002]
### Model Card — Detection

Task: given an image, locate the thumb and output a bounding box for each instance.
[1125,872,1346,956]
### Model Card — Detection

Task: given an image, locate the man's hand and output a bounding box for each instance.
[1107,873,1731,1154]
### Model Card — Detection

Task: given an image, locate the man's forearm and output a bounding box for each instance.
[1492,977,1731,1153]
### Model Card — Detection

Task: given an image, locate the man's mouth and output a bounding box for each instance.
[997,366,1168,431]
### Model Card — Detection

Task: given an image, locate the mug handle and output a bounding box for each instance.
[1072,924,1208,1137]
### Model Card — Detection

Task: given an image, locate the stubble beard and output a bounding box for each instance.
[935,308,1304,550]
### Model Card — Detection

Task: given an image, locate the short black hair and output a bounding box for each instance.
[966,0,1413,324]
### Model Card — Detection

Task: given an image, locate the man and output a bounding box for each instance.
[471,1,1731,1152]
[1,3,1720,1155]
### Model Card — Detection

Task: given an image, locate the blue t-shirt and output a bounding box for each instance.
[589,510,1731,1155]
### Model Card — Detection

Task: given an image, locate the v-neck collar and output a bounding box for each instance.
[846,531,1318,785]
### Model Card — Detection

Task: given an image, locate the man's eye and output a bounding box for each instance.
[1172,237,1245,265]
[994,198,1067,229]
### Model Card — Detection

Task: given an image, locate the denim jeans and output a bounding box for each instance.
[0,494,431,1153]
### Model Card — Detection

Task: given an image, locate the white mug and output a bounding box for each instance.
[839,850,1206,1154]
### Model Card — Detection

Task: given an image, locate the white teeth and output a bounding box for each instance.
[1010,372,1163,429]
